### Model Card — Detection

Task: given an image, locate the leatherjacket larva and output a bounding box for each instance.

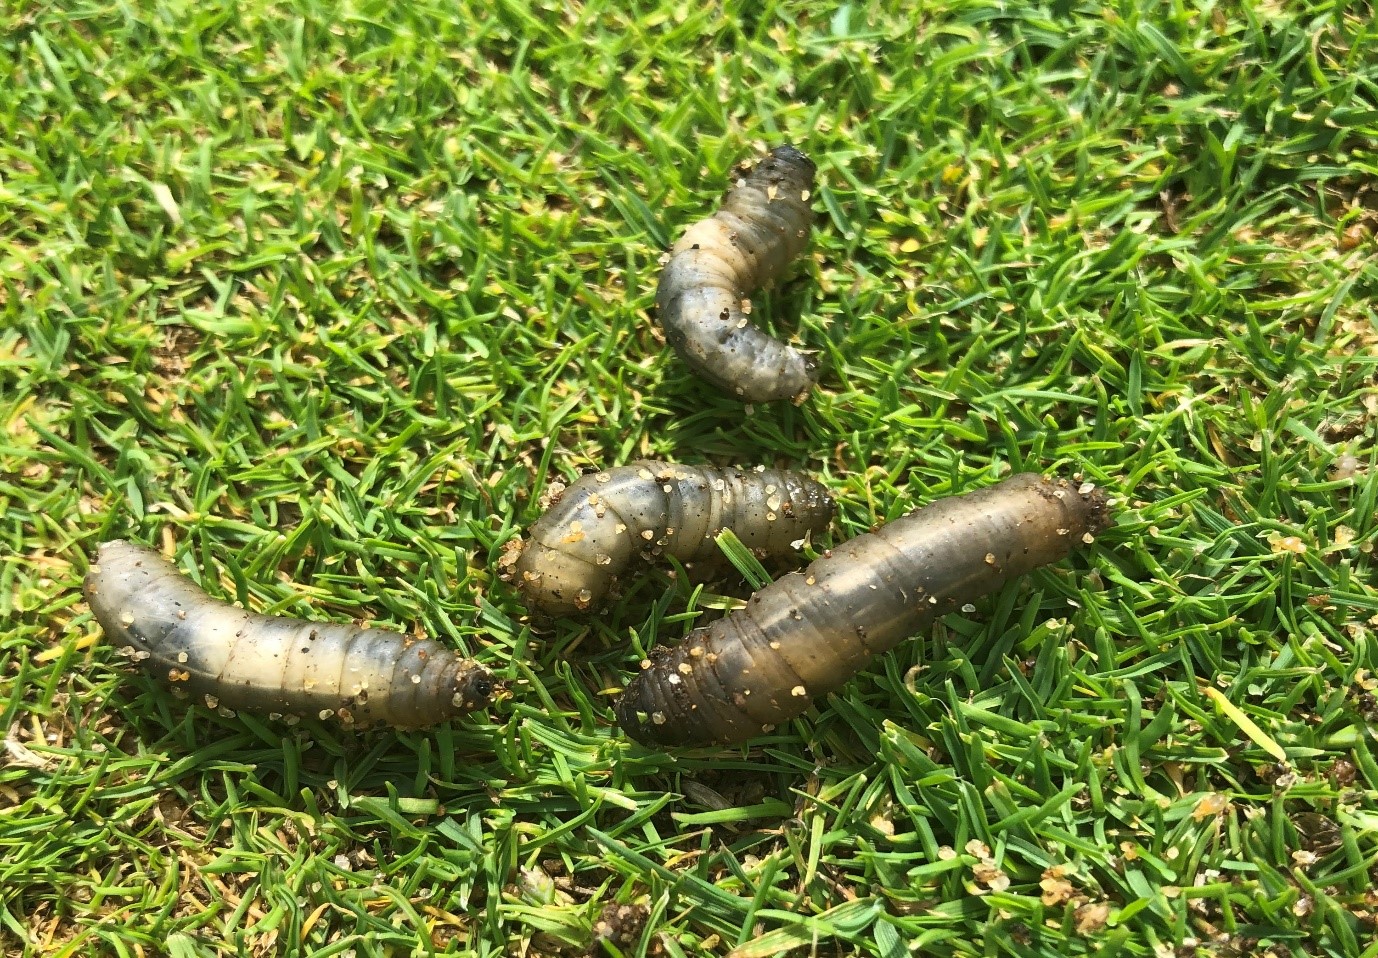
[85,541,494,729]
[616,474,1111,747]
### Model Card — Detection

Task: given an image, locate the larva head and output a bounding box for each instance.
[374,644,497,729]
[449,662,496,715]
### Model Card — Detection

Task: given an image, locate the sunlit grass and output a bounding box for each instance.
[3,0,1377,955]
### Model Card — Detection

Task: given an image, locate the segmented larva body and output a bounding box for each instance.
[512,462,835,617]
[656,145,819,403]
[84,541,494,729]
[616,473,1111,747]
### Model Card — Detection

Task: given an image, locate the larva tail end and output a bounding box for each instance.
[88,538,146,576]
[789,354,823,404]
[83,539,165,649]
[613,692,653,746]
[765,144,816,177]
[614,689,752,750]
[1049,476,1113,538]
[727,349,820,404]
[614,646,755,749]
[1081,484,1113,536]
[614,679,698,749]
[614,655,683,748]
[512,539,606,617]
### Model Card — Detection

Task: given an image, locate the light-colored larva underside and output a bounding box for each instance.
[656,145,819,403]
[84,541,494,729]
[615,473,1111,747]
[510,462,835,616]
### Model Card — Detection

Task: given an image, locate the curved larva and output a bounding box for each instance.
[656,145,819,403]
[84,541,494,729]
[615,473,1112,747]
[510,462,835,617]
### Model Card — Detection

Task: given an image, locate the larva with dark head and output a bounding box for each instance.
[509,462,835,617]
[84,541,494,729]
[615,473,1112,748]
[657,145,819,403]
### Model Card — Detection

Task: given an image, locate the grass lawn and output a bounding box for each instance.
[4,0,1377,954]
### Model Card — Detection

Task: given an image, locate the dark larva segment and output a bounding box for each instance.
[84,540,494,729]
[657,145,819,403]
[511,462,835,616]
[615,473,1112,747]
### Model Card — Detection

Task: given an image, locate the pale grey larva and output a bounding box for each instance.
[84,541,493,728]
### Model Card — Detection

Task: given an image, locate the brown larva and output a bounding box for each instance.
[615,473,1112,747]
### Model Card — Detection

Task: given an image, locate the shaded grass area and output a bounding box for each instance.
[3,0,1377,954]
